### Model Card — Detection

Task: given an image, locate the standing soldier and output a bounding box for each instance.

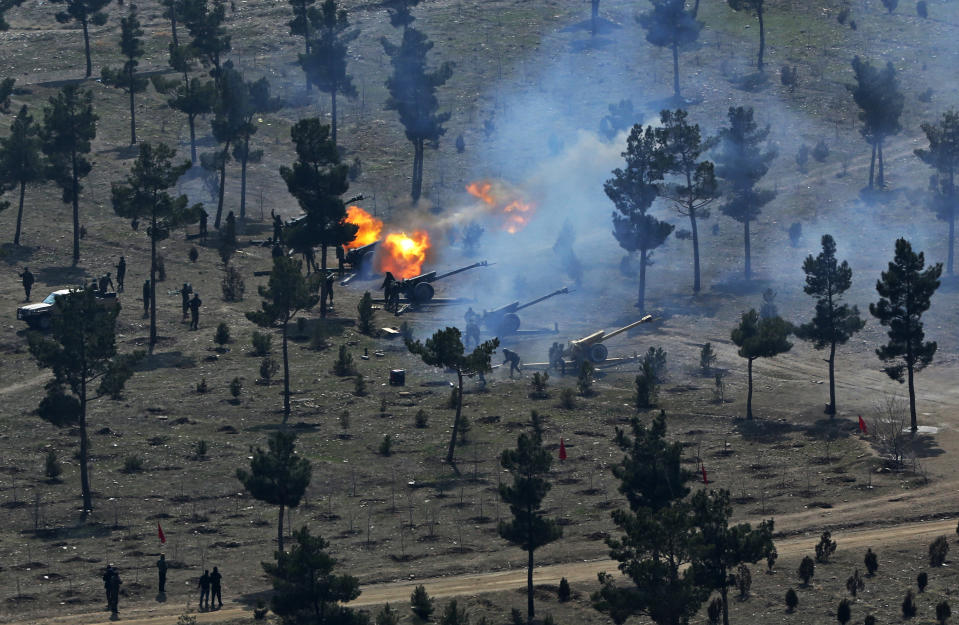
[98,272,114,293]
[142,279,151,316]
[197,569,210,610]
[335,244,345,275]
[381,272,399,313]
[19,266,34,301]
[107,567,122,614]
[464,307,481,349]
[115,256,126,292]
[189,292,202,330]
[209,566,223,610]
[199,211,208,242]
[271,210,283,244]
[102,564,115,609]
[156,554,167,594]
[502,348,522,378]
[325,272,335,308]
[180,283,192,321]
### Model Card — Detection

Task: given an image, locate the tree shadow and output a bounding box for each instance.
[0,243,36,265]
[569,36,614,53]
[729,71,770,92]
[35,265,89,286]
[135,351,196,372]
[560,16,622,35]
[908,432,944,459]
[735,417,800,443]
[710,277,771,297]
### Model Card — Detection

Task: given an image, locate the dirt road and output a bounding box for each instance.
[18,516,956,625]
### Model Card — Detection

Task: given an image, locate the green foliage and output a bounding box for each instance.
[189,246,199,263]
[229,376,242,399]
[100,4,148,145]
[0,105,45,246]
[903,589,918,617]
[261,526,362,623]
[576,360,594,396]
[44,449,62,480]
[600,99,635,140]
[816,531,837,562]
[410,585,434,621]
[727,0,767,70]
[260,357,279,384]
[643,346,668,382]
[196,377,208,393]
[731,309,792,419]
[865,548,878,576]
[237,431,312,553]
[439,600,469,625]
[559,386,576,409]
[214,322,231,346]
[333,344,355,376]
[379,434,393,457]
[865,615,876,625]
[637,0,702,98]
[252,331,272,356]
[918,0,928,18]
[870,238,942,431]
[918,571,928,592]
[930,535,949,566]
[785,588,798,612]
[122,455,144,473]
[847,56,904,188]
[155,43,216,164]
[414,409,428,428]
[353,373,367,397]
[97,352,143,400]
[706,598,722,624]
[846,569,864,597]
[798,556,815,585]
[529,371,550,399]
[767,548,778,572]
[357,291,375,334]
[735,564,751,599]
[558,577,571,602]
[50,0,111,77]
[194,439,208,460]
[221,264,245,301]
[937,600,951,625]
[375,602,400,625]
[699,343,716,374]
[882,0,898,13]
[634,358,658,409]
[837,598,852,625]
[915,109,959,276]
[338,410,350,430]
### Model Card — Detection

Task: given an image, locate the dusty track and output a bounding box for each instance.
[16,514,956,625]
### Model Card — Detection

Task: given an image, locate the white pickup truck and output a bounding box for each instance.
[17,289,119,330]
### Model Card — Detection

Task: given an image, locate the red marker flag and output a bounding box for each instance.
[558,438,567,461]
[158,522,166,544]
[858,415,868,434]
[701,464,709,485]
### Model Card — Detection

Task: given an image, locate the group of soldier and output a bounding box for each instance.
[17,257,126,303]
[101,556,225,614]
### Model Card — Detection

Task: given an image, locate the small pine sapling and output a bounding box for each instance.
[189,246,199,263]
[214,322,231,348]
[785,588,798,612]
[837,598,852,625]
[196,377,209,393]
[767,548,778,573]
[798,555,815,585]
[259,357,279,384]
[816,531,837,562]
[251,331,272,356]
[44,450,62,480]
[333,345,355,376]
[194,439,208,460]
[529,371,550,399]
[937,600,951,625]
[230,377,242,400]
[918,571,928,593]
[736,564,752,599]
[865,615,876,625]
[707,598,722,624]
[410,585,434,621]
[635,358,657,409]
[376,603,400,625]
[700,342,717,374]
[379,434,393,457]
[440,599,468,625]
[414,409,428,428]
[559,386,576,409]
[557,577,571,602]
[903,589,918,617]
[576,360,594,396]
[846,569,864,597]
[930,535,949,566]
[864,547,878,576]
[353,373,367,397]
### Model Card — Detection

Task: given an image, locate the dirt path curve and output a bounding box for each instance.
[19,516,957,625]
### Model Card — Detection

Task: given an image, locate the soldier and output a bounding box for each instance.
[142,279,151,316]
[189,292,202,330]
[180,283,192,321]
[197,569,210,610]
[271,210,283,244]
[98,272,114,293]
[107,567,122,614]
[548,342,565,374]
[19,266,34,301]
[503,348,522,378]
[199,211,208,242]
[464,307,481,349]
[156,553,167,593]
[335,244,345,275]
[209,566,223,610]
[271,243,283,259]
[325,272,335,308]
[102,564,115,610]
[115,257,126,292]
[381,272,397,312]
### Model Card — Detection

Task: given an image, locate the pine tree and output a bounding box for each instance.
[229,75,281,220]
[498,428,562,624]
[288,0,316,58]
[727,0,768,72]
[381,18,452,203]
[715,106,777,280]
[0,105,45,246]
[208,63,245,229]
[237,431,312,554]
[246,256,319,421]
[159,0,181,46]
[181,0,231,83]
[637,0,702,101]
[870,238,942,432]
[915,110,959,275]
[112,143,203,353]
[299,0,358,145]
[796,234,866,416]
[654,109,717,293]
[731,309,792,419]
[100,4,148,145]
[153,44,216,165]
[848,57,903,189]
[50,0,111,78]
[280,118,357,317]
[605,124,674,312]
[28,288,139,512]
[0,0,26,30]
[40,85,97,266]
[406,328,498,466]
[592,413,706,625]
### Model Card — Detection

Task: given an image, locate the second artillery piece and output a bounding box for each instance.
[563,315,653,363]
[342,241,378,277]
[384,261,490,305]
[482,287,570,336]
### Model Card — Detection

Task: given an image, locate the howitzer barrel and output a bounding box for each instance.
[433,261,489,281]
[514,287,570,312]
[601,315,654,341]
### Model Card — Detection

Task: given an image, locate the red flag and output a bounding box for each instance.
[858,415,868,434]
[558,438,567,461]
[701,464,709,485]
[157,522,166,544]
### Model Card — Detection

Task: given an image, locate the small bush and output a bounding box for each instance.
[903,589,917,618]
[798,555,815,585]
[865,615,876,625]
[767,548,778,573]
[338,410,350,431]
[440,599,468,625]
[348,157,362,181]
[937,600,952,625]
[816,531,837,562]
[414,409,428,428]
[214,322,231,347]
[882,0,898,13]
[812,139,830,162]
[353,373,367,397]
[259,357,278,384]
[251,331,272,356]
[559,387,576,409]
[707,597,722,624]
[918,571,928,593]
[780,64,799,92]
[796,144,810,172]
[577,360,594,396]
[837,598,851,625]
[700,343,716,375]
[376,602,400,625]
[310,319,337,350]
[333,345,355,376]
[635,361,658,409]
[457,414,471,445]
[357,291,375,335]
[379,434,394,456]
[510,608,523,625]
[643,346,667,381]
[864,548,878,576]
[44,449,62,480]
[196,377,208,393]
[930,535,949,566]
[188,246,199,263]
[122,455,144,473]
[788,222,802,247]
[447,387,460,408]
[836,7,849,23]
[785,588,798,612]
[529,371,550,399]
[221,264,245,301]
[846,569,864,597]
[194,439,208,460]
[736,564,752,599]
[917,0,928,18]
[410,585,434,621]
[230,377,242,399]
[557,577,571,602]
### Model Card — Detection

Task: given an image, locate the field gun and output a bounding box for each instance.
[342,241,378,275]
[481,287,570,335]
[386,261,490,304]
[564,315,653,363]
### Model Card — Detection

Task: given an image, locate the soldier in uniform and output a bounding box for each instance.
[503,348,522,378]
[271,210,283,244]
[199,211,208,242]
[107,567,122,614]
[156,554,167,593]
[381,272,399,313]
[102,564,115,609]
[19,267,34,301]
[189,292,202,330]
[180,283,192,321]
[464,307,481,349]
[115,256,126,292]
[98,272,114,293]
[197,569,210,610]
[142,279,151,316]
[325,272,335,308]
[209,566,223,609]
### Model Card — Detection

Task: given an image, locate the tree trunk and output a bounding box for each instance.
[690,208,701,292]
[319,244,328,318]
[128,69,137,145]
[868,141,876,189]
[877,136,885,188]
[446,370,463,465]
[827,341,837,416]
[277,503,285,554]
[239,146,248,220]
[188,114,197,164]
[169,6,178,48]
[949,208,955,276]
[746,357,754,419]
[527,548,535,623]
[82,19,92,78]
[149,212,157,354]
[282,319,290,421]
[671,42,681,100]
[907,361,917,433]
[71,151,80,266]
[721,585,729,625]
[591,0,599,36]
[693,0,701,18]
[757,4,765,72]
[411,139,424,203]
[79,375,92,512]
[638,249,647,311]
[331,89,338,145]
[14,181,25,246]
[744,219,752,280]
[214,141,230,229]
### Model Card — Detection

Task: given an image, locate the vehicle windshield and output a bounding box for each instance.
[42,293,58,305]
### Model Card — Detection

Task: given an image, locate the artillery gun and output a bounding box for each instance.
[386,261,489,304]
[563,315,653,363]
[481,287,569,335]
[342,241,378,276]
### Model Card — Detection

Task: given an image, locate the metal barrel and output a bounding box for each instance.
[601,314,654,341]
[514,287,570,312]
[432,261,489,282]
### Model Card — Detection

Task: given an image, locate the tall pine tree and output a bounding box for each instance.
[870,239,941,432]
[231,76,281,220]
[0,105,45,246]
[731,309,792,420]
[915,110,959,276]
[101,3,148,145]
[638,0,702,101]
[848,57,903,189]
[727,0,768,72]
[796,235,865,416]
[299,0,357,145]
[153,44,216,164]
[51,0,111,78]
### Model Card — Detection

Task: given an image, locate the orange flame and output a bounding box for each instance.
[378,230,431,279]
[344,206,383,249]
[465,179,535,234]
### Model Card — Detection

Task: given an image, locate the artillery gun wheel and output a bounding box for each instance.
[411,282,435,303]
[589,343,608,363]
[498,313,521,335]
